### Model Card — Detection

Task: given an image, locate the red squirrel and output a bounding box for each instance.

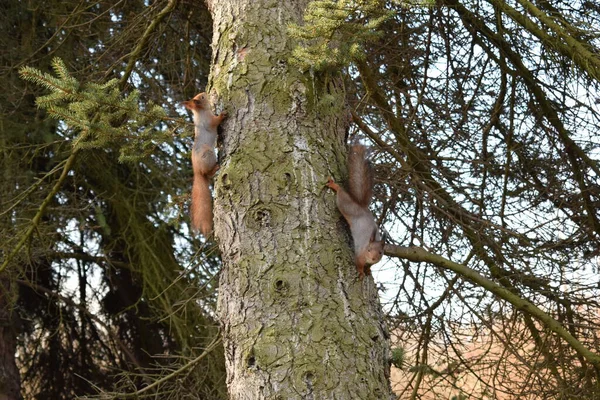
[326,144,384,278]
[183,92,226,236]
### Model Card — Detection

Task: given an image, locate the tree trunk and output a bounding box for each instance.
[0,275,20,400]
[207,0,393,398]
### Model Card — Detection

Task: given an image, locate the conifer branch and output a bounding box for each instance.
[289,0,392,70]
[93,334,222,399]
[444,0,600,239]
[0,156,70,218]
[9,1,179,275]
[0,149,79,274]
[16,278,148,375]
[384,244,600,370]
[19,58,169,161]
[120,0,179,88]
[489,0,600,83]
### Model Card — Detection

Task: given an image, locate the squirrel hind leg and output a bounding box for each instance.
[208,163,220,177]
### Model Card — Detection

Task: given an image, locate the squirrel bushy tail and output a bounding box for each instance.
[348,144,373,206]
[190,143,218,237]
[191,172,213,236]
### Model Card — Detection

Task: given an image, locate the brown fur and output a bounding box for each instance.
[347,144,373,207]
[191,173,213,236]
[326,144,383,278]
[183,92,226,237]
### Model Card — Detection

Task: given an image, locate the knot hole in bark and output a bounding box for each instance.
[303,371,314,389]
[275,170,293,192]
[246,353,256,369]
[273,59,287,74]
[220,172,231,189]
[251,207,271,227]
[272,278,288,293]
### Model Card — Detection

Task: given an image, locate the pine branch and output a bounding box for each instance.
[384,244,600,371]
[289,0,393,71]
[8,0,180,275]
[0,150,79,274]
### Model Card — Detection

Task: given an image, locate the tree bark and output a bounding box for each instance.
[207,0,393,398]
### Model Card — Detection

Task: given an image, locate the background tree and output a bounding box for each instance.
[1,1,226,398]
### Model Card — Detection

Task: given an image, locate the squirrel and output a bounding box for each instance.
[183,92,226,237]
[326,144,384,278]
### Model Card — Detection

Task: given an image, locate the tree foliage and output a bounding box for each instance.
[1,1,225,398]
[19,58,168,162]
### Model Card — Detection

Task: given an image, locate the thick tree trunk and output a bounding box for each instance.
[0,276,20,400]
[207,0,392,398]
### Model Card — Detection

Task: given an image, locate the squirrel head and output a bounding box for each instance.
[364,230,384,265]
[365,240,384,265]
[183,92,210,112]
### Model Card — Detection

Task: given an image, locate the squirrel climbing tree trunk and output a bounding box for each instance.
[206,0,393,398]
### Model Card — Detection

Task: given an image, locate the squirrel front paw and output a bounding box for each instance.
[325,177,338,190]
[356,264,366,279]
